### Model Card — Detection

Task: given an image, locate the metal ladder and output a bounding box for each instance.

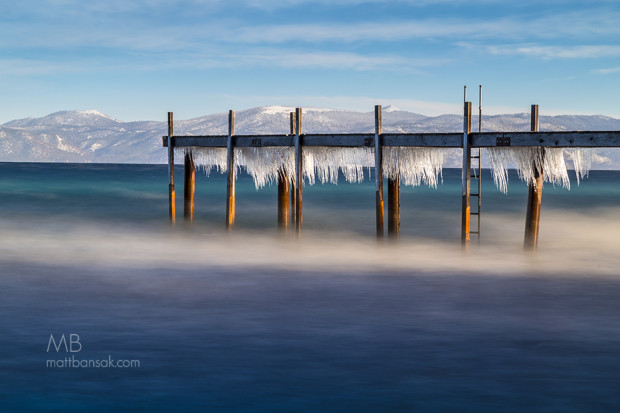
[466,84,483,242]
[470,148,481,241]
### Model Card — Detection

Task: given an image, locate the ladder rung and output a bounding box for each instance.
[471,156,480,159]
[471,212,479,215]
[470,175,478,178]
[471,193,480,197]
[470,231,480,235]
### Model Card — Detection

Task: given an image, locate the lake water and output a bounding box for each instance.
[1,162,619,412]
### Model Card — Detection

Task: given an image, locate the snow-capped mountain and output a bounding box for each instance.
[1,106,619,168]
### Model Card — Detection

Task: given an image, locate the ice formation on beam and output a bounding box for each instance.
[178,147,294,188]
[564,148,594,185]
[179,146,447,189]
[484,147,593,193]
[303,147,373,185]
[236,147,295,189]
[383,147,445,188]
[178,147,227,176]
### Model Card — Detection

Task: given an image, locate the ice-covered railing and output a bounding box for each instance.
[176,146,447,189]
[484,147,593,193]
[383,147,444,188]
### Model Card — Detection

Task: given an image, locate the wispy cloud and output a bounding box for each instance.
[0,49,445,76]
[241,50,447,71]
[592,66,620,75]
[0,58,89,76]
[220,10,620,44]
[4,7,620,52]
[487,45,620,59]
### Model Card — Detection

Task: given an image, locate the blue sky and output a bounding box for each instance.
[1,0,619,122]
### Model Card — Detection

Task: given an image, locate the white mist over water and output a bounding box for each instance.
[0,208,617,278]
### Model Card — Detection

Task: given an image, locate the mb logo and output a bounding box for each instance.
[47,334,82,353]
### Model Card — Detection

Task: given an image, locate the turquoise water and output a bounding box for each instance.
[1,162,618,237]
[1,162,620,412]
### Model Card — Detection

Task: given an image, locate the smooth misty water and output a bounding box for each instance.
[1,162,620,412]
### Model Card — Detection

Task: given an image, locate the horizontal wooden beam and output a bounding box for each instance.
[304,133,373,147]
[471,131,620,148]
[162,133,463,148]
[163,130,620,148]
[383,133,462,147]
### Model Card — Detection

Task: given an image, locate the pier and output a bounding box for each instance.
[162,103,620,250]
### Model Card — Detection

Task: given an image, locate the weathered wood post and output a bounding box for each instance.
[277,172,290,232]
[461,102,472,247]
[294,108,303,234]
[289,112,297,227]
[375,105,384,238]
[225,110,235,230]
[524,104,543,251]
[388,174,400,239]
[290,112,297,227]
[183,150,195,222]
[167,112,175,224]
[276,114,294,232]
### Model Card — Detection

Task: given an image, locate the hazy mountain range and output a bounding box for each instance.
[1,106,619,168]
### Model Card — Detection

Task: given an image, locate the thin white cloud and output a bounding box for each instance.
[0,59,86,76]
[3,8,620,52]
[243,0,571,10]
[592,66,620,75]
[242,50,447,71]
[220,11,620,44]
[488,45,620,59]
[223,20,522,44]
[0,49,446,76]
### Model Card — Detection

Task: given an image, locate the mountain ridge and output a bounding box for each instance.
[1,106,619,168]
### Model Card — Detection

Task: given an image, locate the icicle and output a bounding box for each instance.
[302,147,374,185]
[188,147,228,176]
[173,146,188,160]
[485,147,580,193]
[542,148,570,189]
[235,147,294,189]
[484,147,512,194]
[383,147,445,188]
[565,148,593,185]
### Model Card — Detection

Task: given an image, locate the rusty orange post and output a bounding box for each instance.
[294,108,303,234]
[183,151,195,222]
[167,112,175,224]
[461,101,472,247]
[375,105,384,238]
[524,104,543,251]
[225,110,235,230]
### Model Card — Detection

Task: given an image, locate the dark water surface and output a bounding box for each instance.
[1,162,619,412]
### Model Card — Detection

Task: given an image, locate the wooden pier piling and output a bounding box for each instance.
[387,176,400,239]
[225,110,235,230]
[277,171,290,232]
[461,102,472,246]
[290,112,297,227]
[524,104,542,251]
[183,151,195,222]
[294,108,303,234]
[277,113,296,232]
[375,105,384,238]
[167,112,175,224]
